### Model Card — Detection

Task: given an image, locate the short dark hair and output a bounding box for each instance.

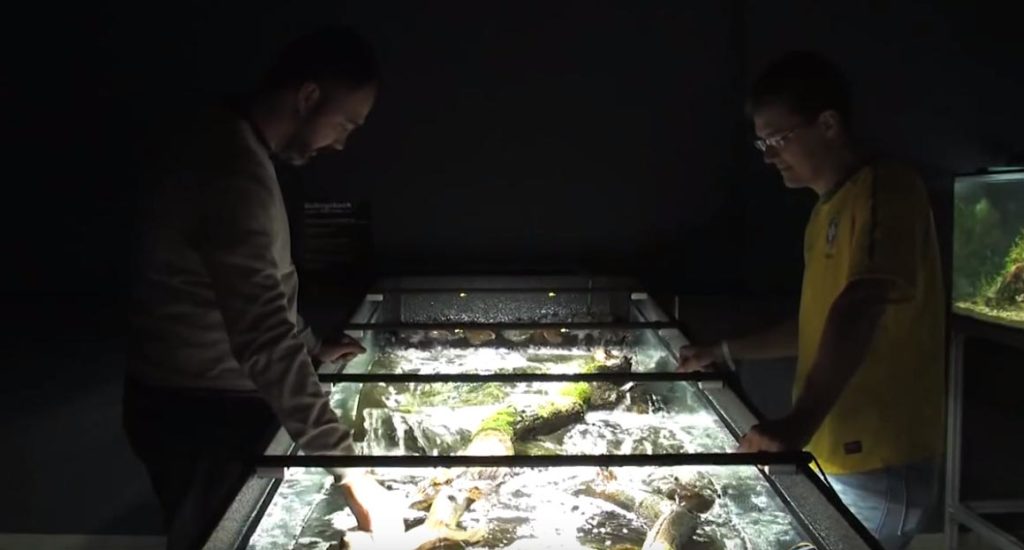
[264,27,379,90]
[747,51,851,127]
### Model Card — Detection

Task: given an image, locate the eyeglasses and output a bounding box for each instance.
[753,127,803,152]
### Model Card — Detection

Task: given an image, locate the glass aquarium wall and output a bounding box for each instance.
[953,170,1024,329]
[247,465,812,550]
[328,328,734,458]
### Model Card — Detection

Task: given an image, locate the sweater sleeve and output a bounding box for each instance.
[197,164,354,470]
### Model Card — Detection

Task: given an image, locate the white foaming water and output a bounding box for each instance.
[248,345,810,549]
[393,346,602,375]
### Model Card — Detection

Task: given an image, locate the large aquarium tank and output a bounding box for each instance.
[952,169,1024,329]
[210,283,874,550]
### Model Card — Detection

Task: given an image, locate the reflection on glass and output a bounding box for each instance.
[248,466,811,550]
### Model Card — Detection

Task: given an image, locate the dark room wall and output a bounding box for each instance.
[301,2,745,284]
[5,1,752,310]
[13,1,1022,305]
[746,1,1023,175]
[7,1,1024,302]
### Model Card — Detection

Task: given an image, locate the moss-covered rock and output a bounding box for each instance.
[473,406,519,440]
[559,382,593,404]
[473,393,587,443]
[989,263,1024,305]
[985,232,1024,307]
[581,355,632,374]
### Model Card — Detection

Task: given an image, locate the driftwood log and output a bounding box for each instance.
[346,355,634,549]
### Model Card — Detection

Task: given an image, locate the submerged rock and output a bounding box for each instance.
[647,470,720,515]
[589,382,625,409]
[513,440,561,456]
[501,329,534,344]
[465,329,497,346]
[641,507,699,550]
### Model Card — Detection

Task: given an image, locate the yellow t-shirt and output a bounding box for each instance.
[796,161,945,474]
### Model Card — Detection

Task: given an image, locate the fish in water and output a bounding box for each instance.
[641,507,699,550]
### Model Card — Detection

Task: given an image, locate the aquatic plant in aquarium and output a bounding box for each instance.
[952,170,1024,328]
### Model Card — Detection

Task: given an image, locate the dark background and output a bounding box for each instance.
[1,0,1022,538]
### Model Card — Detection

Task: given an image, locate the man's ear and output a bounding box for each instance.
[296,81,321,116]
[817,110,843,139]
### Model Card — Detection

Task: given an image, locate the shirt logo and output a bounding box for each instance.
[843,440,863,455]
[825,216,839,254]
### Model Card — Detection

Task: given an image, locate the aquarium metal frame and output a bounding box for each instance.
[950,313,1024,351]
[946,318,1024,550]
[205,277,880,550]
[317,371,720,384]
[365,286,643,294]
[954,170,1024,186]
[368,274,637,291]
[253,452,814,470]
[340,321,679,330]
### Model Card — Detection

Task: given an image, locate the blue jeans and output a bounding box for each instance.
[828,460,942,549]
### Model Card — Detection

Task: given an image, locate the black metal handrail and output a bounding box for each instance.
[255,452,813,469]
[366,287,642,294]
[317,371,721,384]
[340,321,680,331]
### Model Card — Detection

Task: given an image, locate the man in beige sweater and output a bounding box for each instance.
[126,28,400,549]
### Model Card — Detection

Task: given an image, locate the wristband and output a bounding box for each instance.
[720,340,737,371]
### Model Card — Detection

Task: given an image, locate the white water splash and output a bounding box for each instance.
[248,344,810,550]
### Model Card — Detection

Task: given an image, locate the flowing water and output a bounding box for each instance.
[248,345,812,550]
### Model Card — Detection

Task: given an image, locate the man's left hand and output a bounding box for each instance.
[315,334,366,364]
[737,416,813,453]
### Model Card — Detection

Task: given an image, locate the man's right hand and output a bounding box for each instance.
[316,335,367,364]
[338,473,405,536]
[676,344,721,372]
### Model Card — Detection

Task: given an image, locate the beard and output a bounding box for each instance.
[277,133,317,166]
[276,114,321,166]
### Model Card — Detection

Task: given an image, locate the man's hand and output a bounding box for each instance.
[315,334,366,364]
[737,415,814,453]
[676,344,720,372]
[338,473,405,535]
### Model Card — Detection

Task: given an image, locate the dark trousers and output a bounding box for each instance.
[123,378,276,550]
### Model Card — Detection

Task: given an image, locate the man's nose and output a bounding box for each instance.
[761,145,779,164]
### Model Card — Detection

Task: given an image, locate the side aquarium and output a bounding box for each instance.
[952,169,1024,328]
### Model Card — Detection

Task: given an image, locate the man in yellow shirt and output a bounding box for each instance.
[678,52,944,548]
